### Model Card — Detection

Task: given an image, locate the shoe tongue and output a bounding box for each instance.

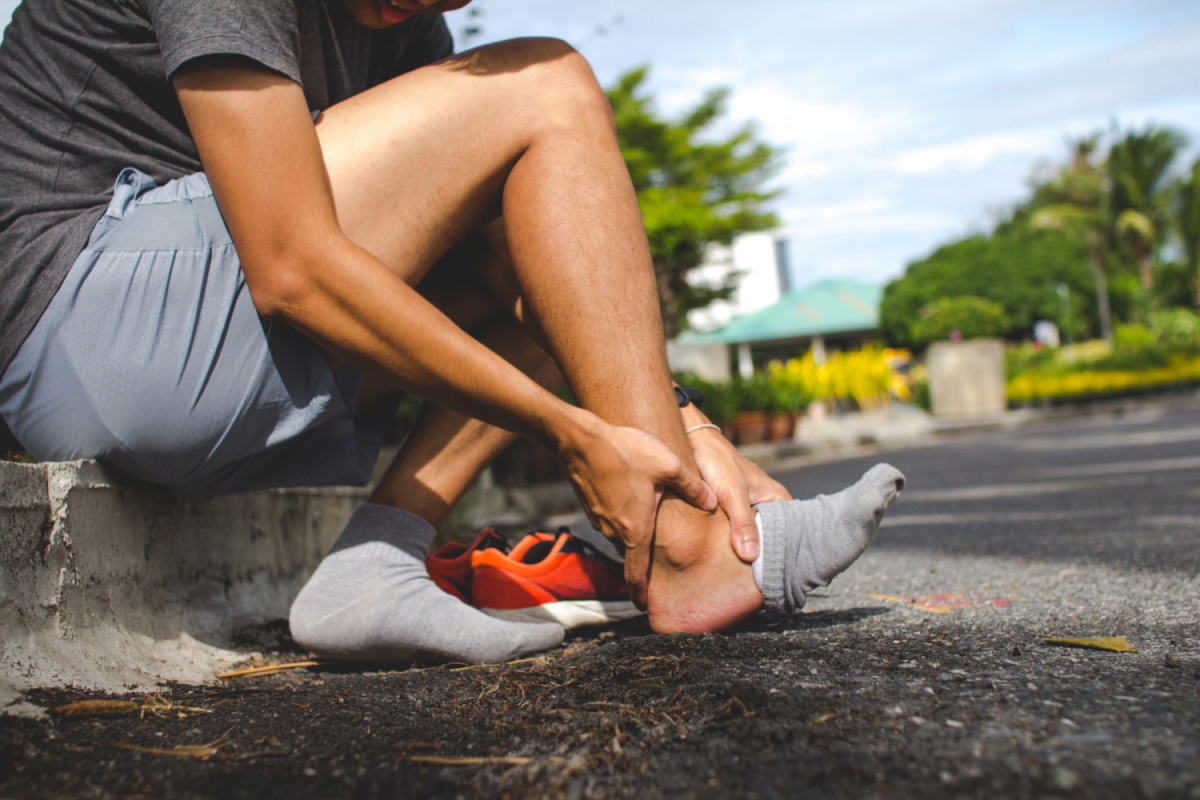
[480,529,510,554]
[520,538,557,565]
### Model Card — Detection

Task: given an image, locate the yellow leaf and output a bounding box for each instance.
[1043,637,1137,653]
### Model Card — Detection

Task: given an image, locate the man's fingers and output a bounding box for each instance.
[664,462,717,512]
[623,545,650,610]
[720,485,760,563]
[749,486,793,504]
[748,476,793,504]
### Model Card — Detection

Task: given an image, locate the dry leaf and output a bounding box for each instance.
[54,700,139,717]
[1043,637,1137,653]
[216,661,322,679]
[402,755,531,766]
[112,727,235,761]
[811,712,836,724]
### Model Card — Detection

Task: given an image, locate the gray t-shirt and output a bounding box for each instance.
[0,0,453,372]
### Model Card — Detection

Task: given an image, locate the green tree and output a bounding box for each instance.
[1029,137,1116,343]
[879,223,1094,349]
[607,67,783,337]
[1173,156,1200,306]
[1107,125,1187,290]
[910,296,1010,347]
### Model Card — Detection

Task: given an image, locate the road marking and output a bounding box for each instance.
[1008,425,1200,451]
[885,511,1200,526]
[904,477,1125,502]
[1031,455,1200,478]
[884,510,1109,525]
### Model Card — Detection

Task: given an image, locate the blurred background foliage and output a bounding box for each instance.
[608,67,784,338]
[881,124,1200,351]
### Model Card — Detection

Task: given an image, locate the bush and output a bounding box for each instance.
[1005,342,1061,379]
[910,296,1010,348]
[1148,308,1200,345]
[1008,355,1200,404]
[1114,323,1155,349]
[879,227,1095,348]
[765,359,813,412]
[733,372,775,413]
[672,371,737,423]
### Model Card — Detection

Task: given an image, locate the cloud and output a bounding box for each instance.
[893,131,1055,174]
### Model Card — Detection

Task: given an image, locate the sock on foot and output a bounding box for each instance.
[289,503,564,664]
[754,463,905,614]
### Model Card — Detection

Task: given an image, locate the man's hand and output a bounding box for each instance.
[684,414,791,563]
[561,413,717,609]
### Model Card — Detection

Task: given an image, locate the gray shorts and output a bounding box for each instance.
[0,168,399,495]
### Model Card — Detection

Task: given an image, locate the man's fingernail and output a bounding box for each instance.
[706,490,718,510]
[741,540,759,560]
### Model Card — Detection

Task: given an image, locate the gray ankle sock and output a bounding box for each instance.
[756,463,905,615]
[289,503,564,664]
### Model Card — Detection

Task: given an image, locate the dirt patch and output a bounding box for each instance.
[4,608,1198,799]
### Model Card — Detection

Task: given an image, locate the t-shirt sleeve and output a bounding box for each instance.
[146,0,303,82]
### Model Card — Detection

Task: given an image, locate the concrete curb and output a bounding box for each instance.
[1,460,362,716]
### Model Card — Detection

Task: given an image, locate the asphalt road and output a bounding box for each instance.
[3,402,1198,799]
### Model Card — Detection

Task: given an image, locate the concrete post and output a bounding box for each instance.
[927,339,1007,417]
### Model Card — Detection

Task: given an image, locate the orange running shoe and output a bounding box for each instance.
[471,529,643,628]
[424,528,509,603]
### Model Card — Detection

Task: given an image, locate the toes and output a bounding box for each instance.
[464,615,564,664]
[495,621,565,661]
[861,463,905,506]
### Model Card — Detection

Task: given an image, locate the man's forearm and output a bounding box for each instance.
[275,232,589,456]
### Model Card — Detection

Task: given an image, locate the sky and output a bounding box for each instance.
[3,0,1198,287]
[443,0,1200,287]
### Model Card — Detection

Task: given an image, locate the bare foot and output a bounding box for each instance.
[645,497,763,634]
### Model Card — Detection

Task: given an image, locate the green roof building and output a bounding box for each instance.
[671,278,882,380]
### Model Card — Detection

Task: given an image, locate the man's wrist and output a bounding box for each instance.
[680,401,709,429]
[545,401,600,463]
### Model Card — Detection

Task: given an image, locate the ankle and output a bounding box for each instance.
[651,497,724,570]
[645,499,763,634]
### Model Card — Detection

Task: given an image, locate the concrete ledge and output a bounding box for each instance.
[1,460,362,714]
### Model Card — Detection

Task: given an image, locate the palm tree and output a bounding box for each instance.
[1030,137,1115,343]
[1107,126,1187,290]
[1173,156,1200,306]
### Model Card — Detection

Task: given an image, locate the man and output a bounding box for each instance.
[0,0,903,664]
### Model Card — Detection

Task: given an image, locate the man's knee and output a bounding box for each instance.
[457,38,614,135]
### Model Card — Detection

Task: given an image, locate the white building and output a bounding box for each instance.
[668,231,793,381]
[685,231,793,332]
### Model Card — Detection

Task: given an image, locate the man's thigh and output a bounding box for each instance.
[312,37,608,285]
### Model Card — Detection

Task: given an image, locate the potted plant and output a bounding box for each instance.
[733,373,772,445]
[766,360,812,441]
[702,380,738,441]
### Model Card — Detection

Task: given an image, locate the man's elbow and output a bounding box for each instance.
[243,257,317,322]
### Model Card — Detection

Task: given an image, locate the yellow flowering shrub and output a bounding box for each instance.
[769,345,899,411]
[1007,355,1200,403]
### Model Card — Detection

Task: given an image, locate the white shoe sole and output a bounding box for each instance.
[480,600,645,629]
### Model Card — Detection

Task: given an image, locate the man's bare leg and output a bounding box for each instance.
[290,309,570,663]
[367,316,562,528]
[311,38,760,631]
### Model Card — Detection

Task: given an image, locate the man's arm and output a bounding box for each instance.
[172,59,715,551]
